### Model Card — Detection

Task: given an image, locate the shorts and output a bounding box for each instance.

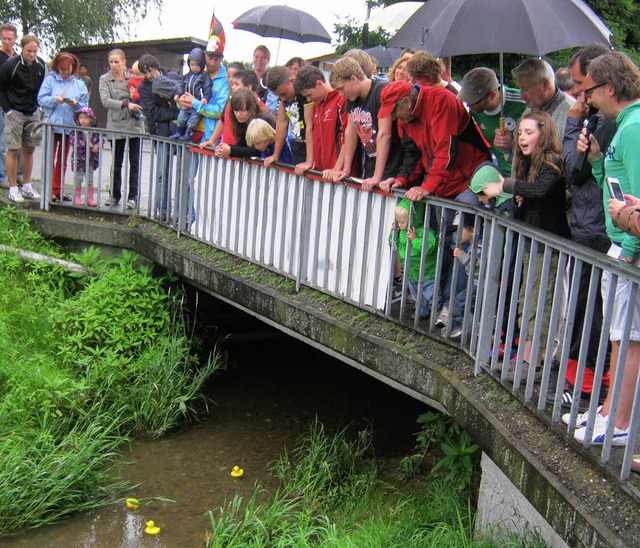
[4,110,41,150]
[601,243,640,341]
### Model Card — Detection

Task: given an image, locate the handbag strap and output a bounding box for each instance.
[49,79,75,115]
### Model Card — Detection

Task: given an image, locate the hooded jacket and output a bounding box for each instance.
[69,107,100,171]
[37,71,88,133]
[178,48,212,101]
[139,72,180,137]
[0,53,47,115]
[191,63,231,141]
[393,199,437,282]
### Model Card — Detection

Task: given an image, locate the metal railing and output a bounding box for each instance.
[37,124,640,482]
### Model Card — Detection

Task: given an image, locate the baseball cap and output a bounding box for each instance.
[458,68,499,104]
[379,80,413,119]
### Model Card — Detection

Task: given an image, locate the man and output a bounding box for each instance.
[555,67,574,97]
[265,65,314,170]
[78,64,92,98]
[0,34,46,203]
[138,54,180,220]
[378,80,490,202]
[561,43,616,408]
[574,51,640,447]
[325,56,402,191]
[0,23,18,189]
[294,65,349,174]
[406,51,458,95]
[285,56,306,77]
[457,67,526,177]
[512,57,575,139]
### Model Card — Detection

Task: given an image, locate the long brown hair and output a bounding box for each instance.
[512,111,563,182]
[229,89,273,144]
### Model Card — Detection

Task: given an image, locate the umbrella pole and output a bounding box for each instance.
[499,52,506,133]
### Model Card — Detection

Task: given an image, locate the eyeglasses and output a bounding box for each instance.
[583,82,606,100]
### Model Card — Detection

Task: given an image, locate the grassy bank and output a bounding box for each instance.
[0,207,222,535]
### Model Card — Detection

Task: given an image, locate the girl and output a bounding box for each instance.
[69,107,100,207]
[98,48,145,209]
[213,89,276,159]
[37,51,88,202]
[483,111,570,381]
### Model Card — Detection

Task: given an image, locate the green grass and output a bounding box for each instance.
[0,207,223,535]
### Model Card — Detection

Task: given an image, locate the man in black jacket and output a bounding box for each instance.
[0,34,45,202]
[138,54,179,220]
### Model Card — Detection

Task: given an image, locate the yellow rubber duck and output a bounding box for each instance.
[125,498,139,509]
[230,465,244,478]
[145,520,161,535]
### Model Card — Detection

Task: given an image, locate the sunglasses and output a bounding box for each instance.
[583,82,606,100]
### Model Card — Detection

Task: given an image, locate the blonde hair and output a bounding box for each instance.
[330,57,366,86]
[246,118,275,146]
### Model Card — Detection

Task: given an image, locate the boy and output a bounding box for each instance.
[393,199,437,319]
[265,65,314,170]
[171,48,212,141]
[326,56,402,191]
[294,65,349,174]
[245,118,293,164]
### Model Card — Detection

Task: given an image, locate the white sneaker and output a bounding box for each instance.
[435,307,449,328]
[573,414,629,446]
[562,405,603,426]
[8,187,25,203]
[20,184,40,200]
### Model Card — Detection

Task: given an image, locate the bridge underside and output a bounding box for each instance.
[27,208,639,547]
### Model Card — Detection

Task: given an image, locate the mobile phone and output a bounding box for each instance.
[606,177,624,202]
[63,97,74,103]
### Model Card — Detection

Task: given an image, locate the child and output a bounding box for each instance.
[69,107,100,207]
[171,48,212,141]
[392,199,437,319]
[448,213,482,341]
[483,110,570,380]
[127,61,145,118]
[245,118,293,164]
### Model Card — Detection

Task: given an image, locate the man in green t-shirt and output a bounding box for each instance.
[457,67,525,176]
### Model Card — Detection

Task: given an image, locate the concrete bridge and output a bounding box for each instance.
[9,132,640,546]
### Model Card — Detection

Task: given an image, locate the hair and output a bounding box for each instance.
[1,23,17,37]
[232,69,259,91]
[285,56,305,69]
[246,118,276,146]
[254,45,271,61]
[330,57,366,86]
[387,54,412,82]
[108,48,126,64]
[401,48,416,57]
[588,51,640,102]
[343,49,373,78]
[227,61,245,73]
[569,42,611,77]
[440,56,452,74]
[137,53,160,73]
[512,111,563,182]
[229,89,273,143]
[406,51,442,84]
[460,212,476,230]
[294,65,325,94]
[512,58,555,86]
[50,52,80,76]
[394,205,409,222]
[20,35,39,48]
[554,67,573,92]
[266,65,292,92]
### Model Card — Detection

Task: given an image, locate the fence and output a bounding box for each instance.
[38,124,640,482]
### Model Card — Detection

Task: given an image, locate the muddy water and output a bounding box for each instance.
[2,327,427,547]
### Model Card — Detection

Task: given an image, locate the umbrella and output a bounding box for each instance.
[388,0,612,57]
[364,46,404,69]
[232,5,332,44]
[365,2,424,31]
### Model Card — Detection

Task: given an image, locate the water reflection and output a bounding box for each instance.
[1,328,426,546]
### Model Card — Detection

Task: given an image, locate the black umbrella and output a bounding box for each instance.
[232,5,332,44]
[364,46,404,69]
[388,0,612,57]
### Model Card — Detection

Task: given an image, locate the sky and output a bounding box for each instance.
[131,0,373,65]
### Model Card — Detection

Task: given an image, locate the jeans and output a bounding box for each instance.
[154,141,173,214]
[451,285,477,330]
[177,108,201,128]
[409,279,436,319]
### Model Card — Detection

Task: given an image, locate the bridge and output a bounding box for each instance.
[10,125,640,546]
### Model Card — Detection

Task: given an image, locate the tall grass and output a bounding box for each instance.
[0,207,223,535]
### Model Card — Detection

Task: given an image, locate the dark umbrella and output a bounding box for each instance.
[232,5,332,44]
[388,0,611,57]
[364,46,404,69]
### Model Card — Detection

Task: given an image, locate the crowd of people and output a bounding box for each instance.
[2,21,640,459]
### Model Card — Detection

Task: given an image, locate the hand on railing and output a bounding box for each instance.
[362,176,380,191]
[294,161,314,175]
[215,144,231,158]
[263,154,278,167]
[404,186,430,202]
[380,178,405,193]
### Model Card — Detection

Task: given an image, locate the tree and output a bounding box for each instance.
[0,0,163,55]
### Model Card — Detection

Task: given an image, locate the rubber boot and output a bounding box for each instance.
[181,125,194,142]
[87,187,97,207]
[75,188,84,206]
[169,122,185,140]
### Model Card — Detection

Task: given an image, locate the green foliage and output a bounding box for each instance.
[400,412,480,489]
[334,17,392,55]
[0,0,163,53]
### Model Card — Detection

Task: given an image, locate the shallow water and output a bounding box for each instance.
[1,329,427,547]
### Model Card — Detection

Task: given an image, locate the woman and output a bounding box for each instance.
[214,89,276,159]
[387,53,413,82]
[98,48,145,209]
[37,52,88,202]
